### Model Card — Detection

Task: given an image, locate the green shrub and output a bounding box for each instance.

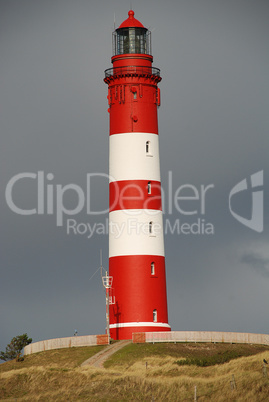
[176,351,243,367]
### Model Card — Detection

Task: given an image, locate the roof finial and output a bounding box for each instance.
[128,10,135,19]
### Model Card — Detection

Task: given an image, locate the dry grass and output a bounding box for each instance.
[0,343,269,401]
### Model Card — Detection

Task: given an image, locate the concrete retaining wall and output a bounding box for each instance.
[133,331,269,345]
[24,334,109,355]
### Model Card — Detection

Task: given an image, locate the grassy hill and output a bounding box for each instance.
[1,343,269,400]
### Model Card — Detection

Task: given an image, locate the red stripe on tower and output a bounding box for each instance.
[104,10,170,340]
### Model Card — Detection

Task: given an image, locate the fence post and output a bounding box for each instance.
[232,374,236,389]
[194,385,197,401]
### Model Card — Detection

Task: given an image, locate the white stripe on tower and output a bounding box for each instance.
[109,132,161,182]
[109,209,164,258]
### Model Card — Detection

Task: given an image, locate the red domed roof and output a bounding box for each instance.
[117,10,145,29]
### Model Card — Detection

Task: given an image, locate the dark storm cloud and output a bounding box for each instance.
[241,253,269,278]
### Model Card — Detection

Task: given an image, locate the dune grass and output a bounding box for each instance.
[0,343,269,401]
[104,342,269,368]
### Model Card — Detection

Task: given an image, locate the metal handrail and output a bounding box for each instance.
[104,65,161,78]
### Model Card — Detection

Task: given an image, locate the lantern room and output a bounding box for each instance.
[112,10,151,56]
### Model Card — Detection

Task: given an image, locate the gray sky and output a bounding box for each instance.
[1,0,268,354]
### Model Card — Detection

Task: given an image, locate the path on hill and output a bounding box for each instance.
[81,339,131,368]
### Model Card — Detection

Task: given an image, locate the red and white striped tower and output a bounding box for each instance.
[104,10,170,340]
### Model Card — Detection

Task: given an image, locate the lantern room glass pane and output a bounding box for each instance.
[113,27,151,56]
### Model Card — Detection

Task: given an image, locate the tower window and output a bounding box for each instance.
[147,181,151,194]
[149,221,156,237]
[151,262,155,275]
[153,309,157,322]
[146,141,153,156]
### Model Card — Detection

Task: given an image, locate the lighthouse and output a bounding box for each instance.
[104,10,170,340]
